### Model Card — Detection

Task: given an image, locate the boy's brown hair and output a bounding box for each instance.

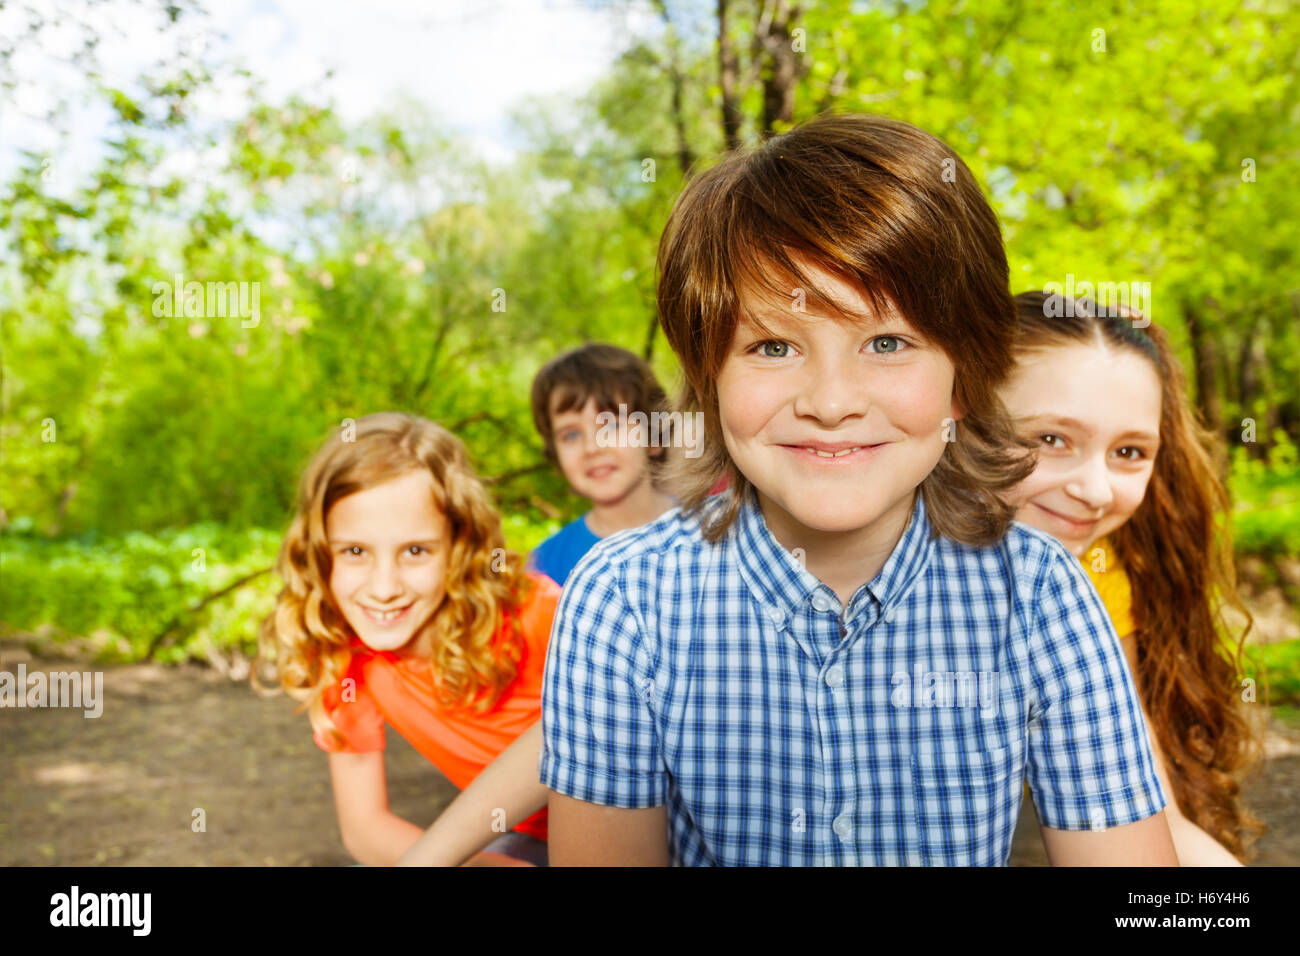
[530,343,670,466]
[656,111,1035,543]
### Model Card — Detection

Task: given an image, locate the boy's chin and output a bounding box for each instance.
[762,492,897,536]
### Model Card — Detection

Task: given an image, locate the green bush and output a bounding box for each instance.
[1,523,279,664]
[3,452,1294,670]
[1229,447,1300,558]
[1242,639,1300,708]
[0,515,557,665]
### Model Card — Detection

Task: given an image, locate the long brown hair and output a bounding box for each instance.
[253,413,535,738]
[656,112,1035,544]
[1013,292,1263,858]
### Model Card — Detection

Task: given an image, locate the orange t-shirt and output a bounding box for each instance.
[313,573,561,840]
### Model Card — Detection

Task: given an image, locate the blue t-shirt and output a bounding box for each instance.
[529,514,602,587]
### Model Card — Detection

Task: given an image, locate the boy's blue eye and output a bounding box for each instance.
[755,340,791,357]
[869,336,904,354]
[407,545,425,556]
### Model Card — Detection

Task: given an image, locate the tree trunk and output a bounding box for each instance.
[645,0,697,362]
[1236,314,1273,460]
[1184,297,1224,435]
[718,0,742,150]
[761,1,802,133]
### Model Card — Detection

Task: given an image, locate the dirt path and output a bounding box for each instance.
[2,643,1297,866]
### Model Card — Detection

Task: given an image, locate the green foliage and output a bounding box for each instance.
[0,515,555,664]
[0,523,280,664]
[1230,444,1300,557]
[3,0,1296,666]
[1242,639,1300,708]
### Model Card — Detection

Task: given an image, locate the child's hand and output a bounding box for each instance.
[460,851,536,867]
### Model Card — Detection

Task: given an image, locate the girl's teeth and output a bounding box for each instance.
[809,447,860,458]
[370,608,403,621]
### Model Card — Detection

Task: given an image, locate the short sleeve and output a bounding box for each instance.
[538,550,666,808]
[312,655,385,754]
[1024,549,1166,831]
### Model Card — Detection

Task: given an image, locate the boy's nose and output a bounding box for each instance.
[793,356,869,425]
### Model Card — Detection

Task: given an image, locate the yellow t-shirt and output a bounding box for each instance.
[1080,537,1136,639]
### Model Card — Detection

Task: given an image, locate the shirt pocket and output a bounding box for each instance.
[911,746,1014,866]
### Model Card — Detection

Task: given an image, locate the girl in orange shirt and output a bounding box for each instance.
[999,291,1262,865]
[254,412,558,866]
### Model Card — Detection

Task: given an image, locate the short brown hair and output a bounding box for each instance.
[656,112,1034,543]
[530,343,670,465]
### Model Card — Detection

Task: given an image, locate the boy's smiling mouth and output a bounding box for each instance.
[779,440,885,463]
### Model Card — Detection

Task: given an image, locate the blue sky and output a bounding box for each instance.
[1,0,656,186]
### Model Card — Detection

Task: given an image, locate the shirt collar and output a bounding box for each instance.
[732,484,934,622]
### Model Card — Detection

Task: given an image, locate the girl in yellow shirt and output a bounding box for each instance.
[1000,292,1261,865]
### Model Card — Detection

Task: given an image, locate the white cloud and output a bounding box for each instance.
[1,0,642,180]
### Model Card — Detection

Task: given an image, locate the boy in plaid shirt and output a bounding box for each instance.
[539,113,1174,866]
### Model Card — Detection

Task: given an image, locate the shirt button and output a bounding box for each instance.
[766,606,786,628]
[824,665,844,688]
[832,814,853,840]
[811,592,834,613]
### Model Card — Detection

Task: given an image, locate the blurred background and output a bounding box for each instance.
[1,0,1297,865]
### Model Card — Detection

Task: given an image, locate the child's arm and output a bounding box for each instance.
[1119,634,1243,866]
[327,751,425,865]
[1024,547,1178,865]
[396,720,550,867]
[537,546,669,864]
[547,793,669,866]
[1040,813,1177,865]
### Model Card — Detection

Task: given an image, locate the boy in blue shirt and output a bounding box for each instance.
[540,114,1176,865]
[528,344,676,586]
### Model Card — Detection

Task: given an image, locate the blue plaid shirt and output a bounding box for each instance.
[539,486,1166,865]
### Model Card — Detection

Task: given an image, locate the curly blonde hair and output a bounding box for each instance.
[252,412,535,740]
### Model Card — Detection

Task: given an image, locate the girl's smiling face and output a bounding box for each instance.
[1001,341,1162,557]
[715,263,959,548]
[325,468,452,656]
